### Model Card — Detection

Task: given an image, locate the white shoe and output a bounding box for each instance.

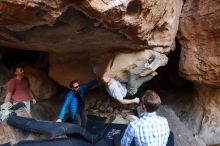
[144,62,151,69]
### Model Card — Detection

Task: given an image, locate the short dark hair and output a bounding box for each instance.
[13,64,24,73]
[69,80,78,88]
[142,90,161,113]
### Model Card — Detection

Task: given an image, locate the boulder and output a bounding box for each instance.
[0,0,182,54]
[0,7,146,54]
[0,0,183,86]
[106,50,168,82]
[178,0,220,88]
[49,49,168,86]
[74,0,183,52]
[49,53,97,86]
[178,0,220,145]
[0,0,72,31]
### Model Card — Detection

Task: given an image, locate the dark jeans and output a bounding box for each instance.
[73,106,87,128]
[7,115,101,143]
[167,131,174,146]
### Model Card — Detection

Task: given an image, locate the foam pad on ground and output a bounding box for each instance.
[86,115,107,135]
[7,115,100,143]
[14,138,107,146]
[103,123,128,146]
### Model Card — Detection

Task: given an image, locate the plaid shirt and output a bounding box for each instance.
[121,112,169,146]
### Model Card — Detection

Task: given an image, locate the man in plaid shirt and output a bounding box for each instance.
[121,90,170,146]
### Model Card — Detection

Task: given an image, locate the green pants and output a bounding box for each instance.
[126,64,153,96]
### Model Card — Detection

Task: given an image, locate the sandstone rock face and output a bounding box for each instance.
[193,85,220,145]
[108,50,168,82]
[178,0,220,88]
[178,1,220,145]
[49,53,97,86]
[0,6,147,54]
[49,49,168,87]
[74,0,183,53]
[0,0,182,86]
[157,106,200,146]
[92,49,168,82]
[0,0,72,31]
[0,0,183,53]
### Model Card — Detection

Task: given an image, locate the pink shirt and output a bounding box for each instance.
[7,77,31,102]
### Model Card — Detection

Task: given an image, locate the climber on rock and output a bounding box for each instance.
[102,53,160,105]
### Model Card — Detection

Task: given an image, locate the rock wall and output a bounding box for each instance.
[0,3,147,54]
[178,0,220,88]
[49,53,97,86]
[0,0,183,85]
[0,0,72,31]
[178,0,220,145]
[195,85,220,145]
[0,0,182,82]
[74,0,183,53]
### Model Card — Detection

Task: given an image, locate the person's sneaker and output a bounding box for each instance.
[148,55,155,64]
[144,55,155,69]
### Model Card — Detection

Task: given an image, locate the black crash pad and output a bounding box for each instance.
[0,143,10,146]
[14,138,107,146]
[7,115,101,144]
